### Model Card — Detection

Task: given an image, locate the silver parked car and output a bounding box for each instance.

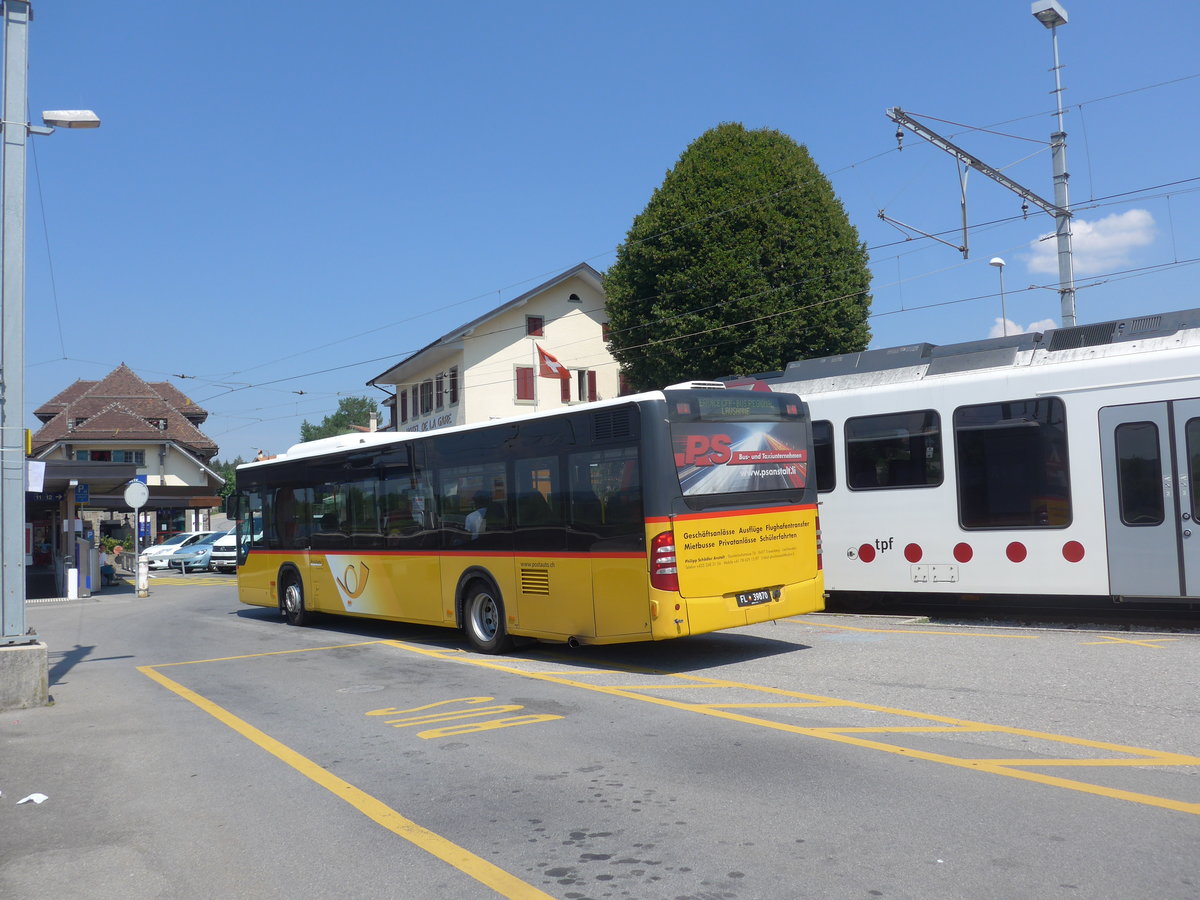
[167,531,228,572]
[140,531,218,570]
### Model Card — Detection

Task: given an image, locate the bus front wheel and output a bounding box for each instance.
[463,582,513,654]
[282,573,311,626]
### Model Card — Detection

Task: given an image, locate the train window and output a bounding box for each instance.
[813,420,835,492]
[1188,419,1200,521]
[1114,421,1164,527]
[954,398,1071,529]
[844,410,942,490]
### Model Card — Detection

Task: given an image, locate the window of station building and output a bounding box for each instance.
[420,380,434,415]
[526,315,544,337]
[435,373,445,411]
[576,370,598,403]
[1114,420,1163,527]
[812,420,835,492]
[399,390,408,424]
[112,450,145,465]
[845,410,942,490]
[515,366,535,403]
[448,367,459,405]
[954,398,1071,529]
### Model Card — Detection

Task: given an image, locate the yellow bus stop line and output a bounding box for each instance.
[138,663,554,900]
[812,725,993,734]
[805,621,1039,639]
[1080,637,1180,648]
[973,757,1198,767]
[148,641,386,668]
[388,642,1200,816]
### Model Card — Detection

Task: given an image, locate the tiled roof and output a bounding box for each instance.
[30,363,218,458]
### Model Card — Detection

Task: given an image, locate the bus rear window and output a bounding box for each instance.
[671,420,810,495]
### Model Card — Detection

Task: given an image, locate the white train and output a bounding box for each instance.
[749,307,1200,607]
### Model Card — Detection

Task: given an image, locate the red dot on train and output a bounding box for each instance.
[953,542,973,563]
[904,543,922,563]
[1006,542,1028,563]
[858,543,876,563]
[1062,541,1085,562]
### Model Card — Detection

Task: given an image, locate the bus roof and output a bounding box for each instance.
[239,388,685,470]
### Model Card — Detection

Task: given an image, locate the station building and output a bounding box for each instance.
[368,263,628,432]
[27,364,224,595]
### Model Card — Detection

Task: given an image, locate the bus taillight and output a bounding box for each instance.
[650,530,679,592]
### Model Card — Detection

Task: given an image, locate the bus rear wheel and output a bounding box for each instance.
[282,573,311,626]
[463,582,513,654]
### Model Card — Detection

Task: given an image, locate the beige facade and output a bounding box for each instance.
[370,263,623,432]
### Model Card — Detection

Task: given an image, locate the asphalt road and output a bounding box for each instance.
[3,576,1198,899]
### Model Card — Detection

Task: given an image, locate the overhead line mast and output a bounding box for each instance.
[883,1,1077,327]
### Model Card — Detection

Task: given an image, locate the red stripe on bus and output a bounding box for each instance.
[245,549,644,560]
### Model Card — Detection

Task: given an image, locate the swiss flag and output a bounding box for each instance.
[536,344,570,379]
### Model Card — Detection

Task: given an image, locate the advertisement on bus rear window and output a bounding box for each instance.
[671,422,809,495]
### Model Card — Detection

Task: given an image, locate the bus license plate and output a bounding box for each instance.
[736,588,772,607]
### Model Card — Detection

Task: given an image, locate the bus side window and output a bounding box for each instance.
[568,446,643,551]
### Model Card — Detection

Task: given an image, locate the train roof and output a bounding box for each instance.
[761,306,1200,392]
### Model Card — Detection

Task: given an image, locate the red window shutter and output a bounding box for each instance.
[560,375,571,402]
[516,366,534,400]
[587,370,598,402]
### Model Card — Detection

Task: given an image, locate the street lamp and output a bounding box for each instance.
[2,0,100,656]
[1031,0,1076,328]
[989,258,1008,336]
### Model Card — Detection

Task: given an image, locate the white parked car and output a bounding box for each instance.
[210,531,239,573]
[140,531,218,570]
[210,530,262,573]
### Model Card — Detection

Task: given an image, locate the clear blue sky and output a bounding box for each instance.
[20,1,1200,461]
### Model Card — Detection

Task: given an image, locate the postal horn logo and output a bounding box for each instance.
[335,561,370,605]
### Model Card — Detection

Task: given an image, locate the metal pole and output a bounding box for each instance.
[1047,21,1077,327]
[999,265,1008,336]
[1,0,32,644]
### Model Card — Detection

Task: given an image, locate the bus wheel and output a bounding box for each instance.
[463,582,513,654]
[282,574,310,626]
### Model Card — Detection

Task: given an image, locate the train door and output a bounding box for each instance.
[1099,400,1200,599]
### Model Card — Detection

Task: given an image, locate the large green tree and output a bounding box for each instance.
[300,396,380,442]
[605,123,872,390]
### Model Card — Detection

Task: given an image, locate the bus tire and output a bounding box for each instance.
[281,571,311,627]
[463,581,514,654]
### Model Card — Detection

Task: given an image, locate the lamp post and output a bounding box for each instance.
[989,257,1008,336]
[1,0,100,648]
[1031,0,1076,327]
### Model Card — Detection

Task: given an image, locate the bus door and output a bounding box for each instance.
[1099,399,1200,599]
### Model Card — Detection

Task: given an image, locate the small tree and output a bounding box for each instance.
[605,123,872,390]
[212,457,245,500]
[300,396,380,442]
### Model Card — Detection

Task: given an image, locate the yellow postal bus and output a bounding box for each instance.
[227,385,823,653]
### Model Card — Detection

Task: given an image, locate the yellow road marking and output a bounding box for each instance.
[1081,637,1180,648]
[806,621,1039,639]
[138,659,554,900]
[147,575,230,586]
[384,641,1200,816]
